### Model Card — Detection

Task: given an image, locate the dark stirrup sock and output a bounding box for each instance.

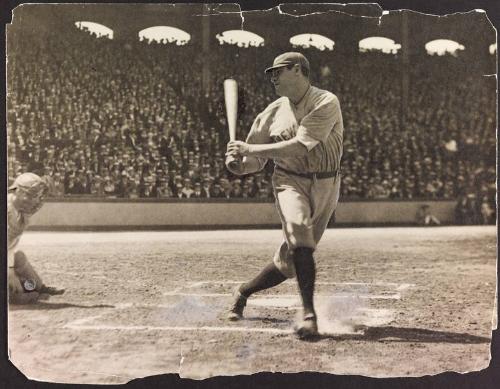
[293,247,316,316]
[239,262,288,298]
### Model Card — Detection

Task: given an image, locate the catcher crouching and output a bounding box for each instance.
[8,172,64,304]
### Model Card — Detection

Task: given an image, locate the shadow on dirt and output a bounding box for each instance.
[311,326,491,344]
[9,302,115,310]
[245,317,291,324]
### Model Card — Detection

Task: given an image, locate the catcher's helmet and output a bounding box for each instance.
[9,172,48,214]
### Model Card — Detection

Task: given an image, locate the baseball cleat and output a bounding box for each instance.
[227,288,247,321]
[295,313,319,339]
[39,285,65,295]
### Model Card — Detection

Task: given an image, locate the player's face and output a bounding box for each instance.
[13,187,46,215]
[270,65,295,96]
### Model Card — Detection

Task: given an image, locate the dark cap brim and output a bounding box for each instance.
[264,63,289,74]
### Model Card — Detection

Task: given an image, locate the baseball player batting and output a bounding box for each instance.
[225,52,343,339]
[8,172,65,304]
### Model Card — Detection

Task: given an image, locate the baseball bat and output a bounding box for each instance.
[224,79,239,168]
[224,78,238,141]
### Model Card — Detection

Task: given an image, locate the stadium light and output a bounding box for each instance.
[289,34,335,51]
[359,37,401,54]
[216,30,265,47]
[138,26,191,45]
[425,39,465,56]
[75,21,113,39]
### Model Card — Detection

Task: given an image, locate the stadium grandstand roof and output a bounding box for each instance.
[9,3,495,57]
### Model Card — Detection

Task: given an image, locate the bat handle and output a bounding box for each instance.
[225,154,242,173]
[226,154,238,164]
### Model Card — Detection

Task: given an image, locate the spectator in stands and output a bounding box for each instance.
[141,177,156,198]
[180,178,195,198]
[90,175,103,196]
[454,196,468,225]
[201,179,212,198]
[216,178,228,199]
[416,204,441,226]
[41,166,55,195]
[210,182,224,198]
[52,172,65,196]
[389,178,403,199]
[157,178,173,198]
[103,176,116,197]
[257,187,270,199]
[191,182,204,198]
[480,196,495,225]
[116,172,132,198]
[173,182,182,198]
[241,182,252,198]
[129,182,140,199]
[6,26,495,216]
[230,180,243,198]
[465,194,480,225]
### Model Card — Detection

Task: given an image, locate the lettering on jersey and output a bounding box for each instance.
[270,126,296,143]
[268,100,298,143]
[271,132,291,143]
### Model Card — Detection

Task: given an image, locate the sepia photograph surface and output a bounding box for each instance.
[5,2,497,384]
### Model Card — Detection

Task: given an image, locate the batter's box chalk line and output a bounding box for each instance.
[188,280,415,287]
[162,292,407,300]
[180,281,414,300]
[62,323,367,336]
[61,301,395,336]
[60,281,408,335]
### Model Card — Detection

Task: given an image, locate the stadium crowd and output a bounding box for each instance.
[7,27,496,224]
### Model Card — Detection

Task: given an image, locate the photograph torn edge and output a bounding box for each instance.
[17,364,135,384]
[3,1,498,383]
[204,2,383,30]
[202,3,499,32]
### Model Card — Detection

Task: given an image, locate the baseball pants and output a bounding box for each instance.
[272,168,341,278]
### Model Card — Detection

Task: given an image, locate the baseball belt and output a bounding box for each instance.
[276,166,338,180]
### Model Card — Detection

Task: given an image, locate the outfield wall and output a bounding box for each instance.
[28,199,457,229]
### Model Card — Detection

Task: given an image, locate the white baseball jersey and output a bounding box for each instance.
[246,85,343,174]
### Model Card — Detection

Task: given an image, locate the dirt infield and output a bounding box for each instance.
[7,226,497,384]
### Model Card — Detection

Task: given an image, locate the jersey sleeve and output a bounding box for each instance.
[7,202,22,267]
[296,92,341,146]
[246,111,273,144]
[295,132,320,151]
[245,108,275,171]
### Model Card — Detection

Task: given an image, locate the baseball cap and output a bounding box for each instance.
[264,52,310,74]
